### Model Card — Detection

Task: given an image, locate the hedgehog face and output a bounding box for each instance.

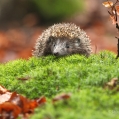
[48,36,82,56]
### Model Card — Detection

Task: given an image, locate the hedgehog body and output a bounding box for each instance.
[32,23,92,57]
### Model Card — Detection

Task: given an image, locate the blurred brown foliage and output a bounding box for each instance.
[0,0,118,63]
[0,26,43,63]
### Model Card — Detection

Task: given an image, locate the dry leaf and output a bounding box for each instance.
[0,85,12,104]
[9,92,46,114]
[115,5,119,15]
[0,92,12,104]
[9,92,37,114]
[107,78,118,86]
[104,78,119,90]
[0,85,8,94]
[17,76,30,81]
[0,85,46,118]
[37,96,46,105]
[0,102,21,118]
[52,93,71,102]
[102,1,113,7]
[102,1,118,24]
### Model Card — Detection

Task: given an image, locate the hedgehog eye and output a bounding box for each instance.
[53,42,56,47]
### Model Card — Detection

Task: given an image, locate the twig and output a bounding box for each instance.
[107,0,119,58]
[104,0,119,58]
[115,37,119,58]
[116,23,119,31]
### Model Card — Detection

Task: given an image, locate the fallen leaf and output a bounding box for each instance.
[0,92,12,104]
[36,96,46,106]
[0,102,21,119]
[107,78,118,86]
[104,78,119,90]
[0,86,12,104]
[52,93,71,102]
[9,92,46,115]
[9,92,20,106]
[9,92,34,114]
[17,76,31,81]
[0,85,8,94]
[0,88,46,118]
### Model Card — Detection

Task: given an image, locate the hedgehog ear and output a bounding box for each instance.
[48,36,55,44]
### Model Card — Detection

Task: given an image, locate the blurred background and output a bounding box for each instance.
[0,0,118,63]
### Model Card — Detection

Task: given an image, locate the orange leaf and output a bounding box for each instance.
[9,92,31,114]
[19,95,31,114]
[29,100,38,109]
[0,102,21,118]
[102,1,113,7]
[115,5,119,15]
[0,85,46,118]
[37,96,46,105]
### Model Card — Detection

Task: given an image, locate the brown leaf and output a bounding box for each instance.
[0,86,12,104]
[0,92,12,104]
[107,78,118,86]
[0,85,8,94]
[20,95,32,114]
[0,85,46,118]
[37,96,46,105]
[28,100,38,110]
[0,102,21,118]
[9,92,46,114]
[17,76,30,81]
[9,92,21,106]
[52,93,71,102]
[115,5,119,15]
[104,78,119,90]
[102,1,113,7]
[9,92,32,114]
[102,0,118,24]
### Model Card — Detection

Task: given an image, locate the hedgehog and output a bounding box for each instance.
[32,23,92,57]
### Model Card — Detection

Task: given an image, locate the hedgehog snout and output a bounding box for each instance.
[53,52,59,56]
[51,40,67,56]
[52,48,61,56]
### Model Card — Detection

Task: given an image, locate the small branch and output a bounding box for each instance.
[116,23,119,59]
[115,37,119,58]
[116,23,119,30]
[103,0,119,58]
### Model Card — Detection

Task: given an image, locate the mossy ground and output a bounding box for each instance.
[0,51,119,119]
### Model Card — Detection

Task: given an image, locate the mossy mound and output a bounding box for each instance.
[0,51,119,119]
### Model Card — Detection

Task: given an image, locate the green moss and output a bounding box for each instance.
[31,88,119,119]
[0,51,119,119]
